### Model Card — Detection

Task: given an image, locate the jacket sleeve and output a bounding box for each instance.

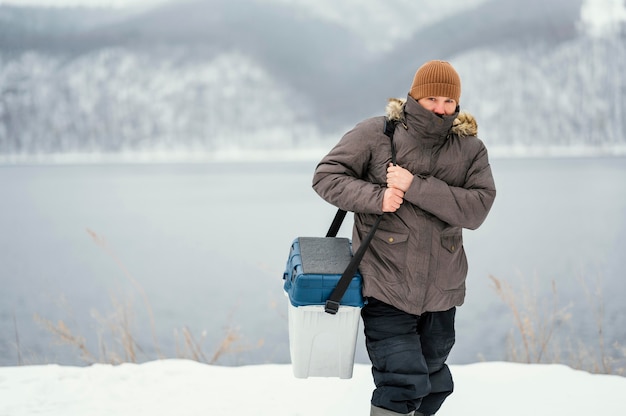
[312,121,387,214]
[403,141,496,230]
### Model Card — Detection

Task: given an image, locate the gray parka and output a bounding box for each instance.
[312,95,496,315]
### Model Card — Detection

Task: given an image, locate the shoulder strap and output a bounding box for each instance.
[384,118,398,164]
[325,118,397,238]
[325,209,347,238]
[324,118,397,314]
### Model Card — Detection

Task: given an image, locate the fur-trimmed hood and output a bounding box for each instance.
[385,97,478,137]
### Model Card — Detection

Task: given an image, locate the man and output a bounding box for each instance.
[312,60,496,416]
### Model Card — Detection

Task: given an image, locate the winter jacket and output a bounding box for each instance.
[312,95,496,315]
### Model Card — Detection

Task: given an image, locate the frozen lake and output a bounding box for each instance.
[1,157,625,368]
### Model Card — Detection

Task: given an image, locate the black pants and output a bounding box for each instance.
[361,298,456,415]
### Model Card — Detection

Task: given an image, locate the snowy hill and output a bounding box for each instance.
[1,360,625,415]
[0,0,625,160]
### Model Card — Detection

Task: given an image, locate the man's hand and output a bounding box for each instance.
[386,163,414,192]
[382,187,404,212]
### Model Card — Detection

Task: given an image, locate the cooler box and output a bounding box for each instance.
[282,237,364,379]
[283,237,364,308]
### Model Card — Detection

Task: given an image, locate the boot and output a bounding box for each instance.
[370,404,415,416]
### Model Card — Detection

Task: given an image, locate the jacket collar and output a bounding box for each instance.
[385,96,478,138]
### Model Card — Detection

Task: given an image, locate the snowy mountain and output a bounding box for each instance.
[0,0,624,160]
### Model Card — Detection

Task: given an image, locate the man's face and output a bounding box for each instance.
[418,97,457,116]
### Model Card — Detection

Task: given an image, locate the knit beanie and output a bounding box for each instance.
[409,60,461,104]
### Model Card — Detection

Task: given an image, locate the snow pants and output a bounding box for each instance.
[361,298,456,415]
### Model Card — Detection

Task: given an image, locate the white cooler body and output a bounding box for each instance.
[287,303,361,379]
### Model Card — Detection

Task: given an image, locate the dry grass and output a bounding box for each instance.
[489,273,625,375]
[86,228,162,358]
[13,311,23,365]
[34,314,97,363]
[31,229,262,365]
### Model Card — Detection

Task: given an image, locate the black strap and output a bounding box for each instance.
[325,209,347,238]
[384,118,398,164]
[325,118,397,314]
[324,214,383,314]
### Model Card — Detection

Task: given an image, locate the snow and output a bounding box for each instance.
[1,360,625,415]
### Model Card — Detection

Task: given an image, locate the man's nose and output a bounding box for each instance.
[433,103,446,115]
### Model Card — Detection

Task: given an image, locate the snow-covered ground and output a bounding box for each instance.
[0,360,624,415]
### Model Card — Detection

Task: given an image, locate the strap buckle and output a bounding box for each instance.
[324,300,340,315]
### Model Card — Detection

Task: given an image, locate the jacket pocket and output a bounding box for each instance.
[375,228,409,247]
[436,229,467,291]
[360,227,409,284]
[441,231,462,254]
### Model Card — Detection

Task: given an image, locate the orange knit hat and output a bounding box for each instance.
[409,60,461,103]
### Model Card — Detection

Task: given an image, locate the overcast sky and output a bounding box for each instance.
[0,0,168,8]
